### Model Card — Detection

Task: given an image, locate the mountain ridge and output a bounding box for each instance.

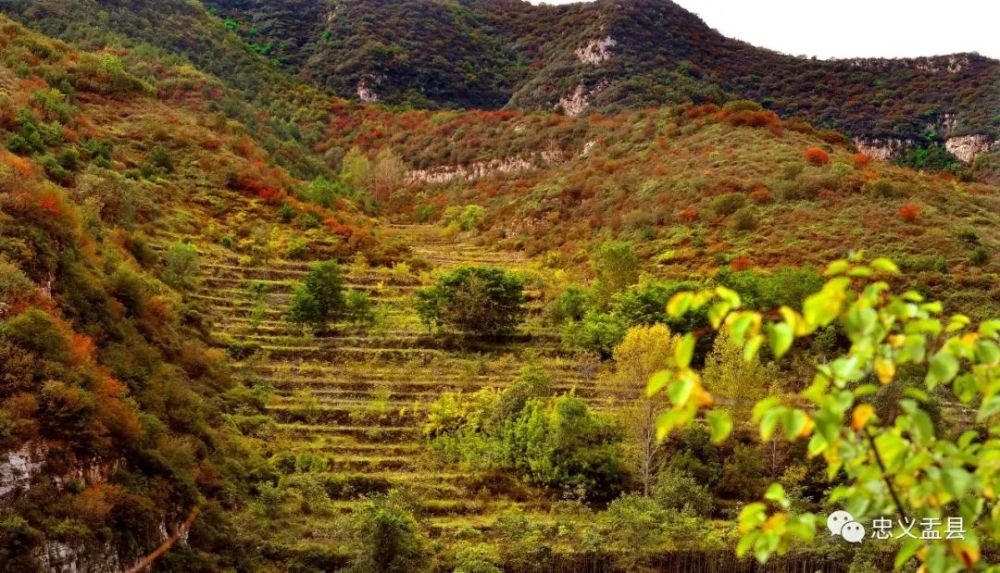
[199,0,999,163]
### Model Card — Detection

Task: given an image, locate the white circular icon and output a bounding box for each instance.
[841,521,866,543]
[827,510,854,535]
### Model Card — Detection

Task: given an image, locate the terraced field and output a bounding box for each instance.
[169,224,615,544]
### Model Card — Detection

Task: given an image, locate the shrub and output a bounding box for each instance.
[414,266,526,336]
[722,100,762,113]
[288,261,346,330]
[852,152,870,169]
[652,467,714,517]
[147,145,174,174]
[711,193,746,217]
[443,204,487,231]
[561,311,628,357]
[344,290,375,326]
[591,241,640,300]
[345,491,428,573]
[731,207,757,231]
[453,546,502,573]
[730,257,752,271]
[1,308,70,362]
[969,246,989,266]
[898,203,921,222]
[162,242,199,290]
[677,208,698,223]
[863,178,899,198]
[748,187,773,204]
[544,285,589,325]
[803,147,830,165]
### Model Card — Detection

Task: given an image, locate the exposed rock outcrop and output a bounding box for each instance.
[575,36,616,65]
[852,137,915,161]
[945,134,996,162]
[407,150,562,185]
[356,79,379,103]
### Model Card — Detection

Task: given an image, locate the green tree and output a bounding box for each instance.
[162,241,199,290]
[341,146,372,193]
[287,260,346,330]
[609,324,675,495]
[650,255,1000,570]
[346,491,428,573]
[414,266,526,336]
[591,241,640,303]
[702,335,776,419]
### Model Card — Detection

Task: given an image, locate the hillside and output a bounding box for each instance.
[0,13,395,570]
[1,2,998,573]
[199,0,999,163]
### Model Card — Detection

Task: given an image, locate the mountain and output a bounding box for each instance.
[0,2,998,572]
[199,0,999,163]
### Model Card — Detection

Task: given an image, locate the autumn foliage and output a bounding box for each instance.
[803,147,830,166]
[898,203,921,222]
[852,152,870,169]
[677,209,699,223]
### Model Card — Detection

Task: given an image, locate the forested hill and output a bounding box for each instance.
[195,0,999,158]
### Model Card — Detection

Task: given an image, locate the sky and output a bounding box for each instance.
[527,0,1000,60]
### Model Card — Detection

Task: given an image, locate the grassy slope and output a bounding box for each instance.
[319,103,999,319]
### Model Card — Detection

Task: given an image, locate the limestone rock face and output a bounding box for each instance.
[576,36,616,65]
[945,135,996,162]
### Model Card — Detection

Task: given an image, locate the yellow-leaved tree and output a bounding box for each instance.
[647,254,999,571]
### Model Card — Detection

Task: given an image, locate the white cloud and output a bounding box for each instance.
[527,0,1000,59]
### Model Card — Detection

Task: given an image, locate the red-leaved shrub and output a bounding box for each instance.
[898,203,921,222]
[804,147,830,165]
[678,209,699,223]
[731,257,752,271]
[852,152,870,169]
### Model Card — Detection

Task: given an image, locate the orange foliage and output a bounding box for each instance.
[3,152,39,177]
[804,147,830,165]
[257,187,285,203]
[898,203,921,222]
[731,257,752,271]
[39,197,60,216]
[852,153,870,169]
[678,209,699,223]
[749,186,774,203]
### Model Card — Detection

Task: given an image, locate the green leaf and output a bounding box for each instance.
[926,351,959,388]
[674,333,695,368]
[978,396,1000,422]
[706,410,732,443]
[976,340,999,364]
[647,370,672,397]
[824,259,849,276]
[767,322,794,358]
[942,468,973,500]
[870,258,899,273]
[667,292,693,317]
[765,483,790,509]
[730,312,756,345]
[980,320,1000,338]
[737,503,767,532]
[708,301,731,329]
[744,334,764,362]
[782,409,807,440]
[667,375,696,406]
[655,409,683,441]
[894,538,922,570]
[760,407,783,441]
[715,286,741,308]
